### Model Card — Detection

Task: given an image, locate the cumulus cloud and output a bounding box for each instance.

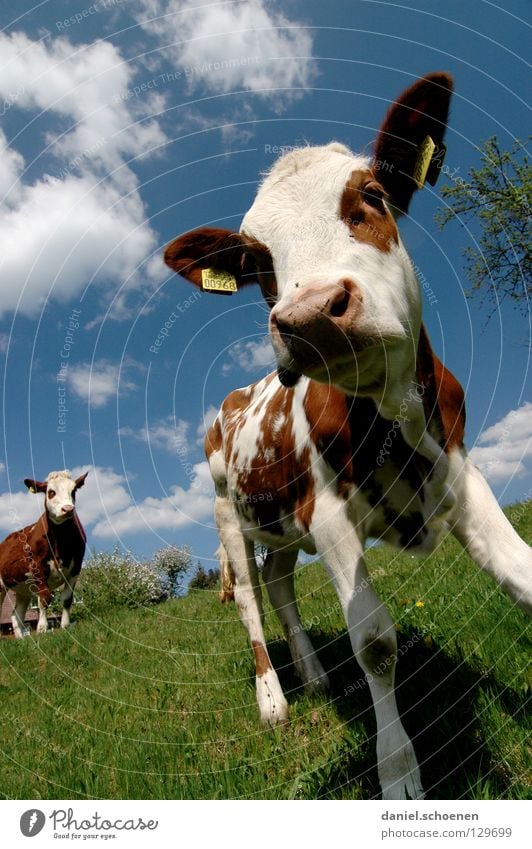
[0,173,160,317]
[0,463,213,539]
[0,32,165,174]
[65,359,140,408]
[470,402,532,483]
[121,408,219,453]
[120,416,190,453]
[0,31,166,318]
[91,460,214,537]
[0,465,131,534]
[135,0,316,100]
[222,336,276,375]
[0,489,43,534]
[0,128,24,203]
[196,404,219,440]
[70,465,133,526]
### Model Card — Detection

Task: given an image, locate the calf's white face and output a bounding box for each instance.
[24,470,88,524]
[240,144,420,392]
[164,73,453,396]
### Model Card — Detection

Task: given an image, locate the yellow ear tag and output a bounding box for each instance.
[201,268,238,294]
[29,487,36,493]
[413,135,437,189]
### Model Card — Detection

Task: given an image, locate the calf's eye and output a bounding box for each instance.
[362,183,387,213]
[47,489,56,499]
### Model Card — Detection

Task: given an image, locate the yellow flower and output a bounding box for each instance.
[414,600,425,608]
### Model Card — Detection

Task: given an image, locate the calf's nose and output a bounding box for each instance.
[61,505,74,515]
[271,279,361,343]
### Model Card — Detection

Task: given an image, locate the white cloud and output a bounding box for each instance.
[91,460,214,537]
[222,336,276,375]
[65,359,140,408]
[0,173,160,317]
[0,463,213,539]
[0,31,166,318]
[470,402,532,483]
[0,465,131,534]
[0,128,24,204]
[196,404,219,440]
[120,416,190,453]
[135,0,316,101]
[0,32,164,174]
[169,98,257,148]
[0,489,43,534]
[70,465,133,526]
[121,406,220,453]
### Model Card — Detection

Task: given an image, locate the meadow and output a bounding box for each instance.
[0,504,530,800]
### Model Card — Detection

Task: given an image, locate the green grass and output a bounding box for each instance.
[1,503,530,800]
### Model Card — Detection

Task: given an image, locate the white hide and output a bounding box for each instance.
[241,145,421,392]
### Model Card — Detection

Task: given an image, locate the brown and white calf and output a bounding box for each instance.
[164,73,532,799]
[0,470,87,637]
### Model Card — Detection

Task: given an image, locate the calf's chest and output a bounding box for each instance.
[47,558,75,589]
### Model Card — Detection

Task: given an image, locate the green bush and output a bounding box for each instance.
[74,549,168,618]
[151,544,191,597]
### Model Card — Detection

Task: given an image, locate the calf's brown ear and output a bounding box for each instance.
[74,472,88,490]
[24,478,47,493]
[373,72,453,215]
[164,227,258,292]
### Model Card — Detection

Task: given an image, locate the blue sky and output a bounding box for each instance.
[0,0,530,568]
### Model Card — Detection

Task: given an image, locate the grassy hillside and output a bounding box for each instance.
[1,504,530,800]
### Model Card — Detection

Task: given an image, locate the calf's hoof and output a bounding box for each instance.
[256,670,289,726]
[302,671,330,694]
[378,735,425,800]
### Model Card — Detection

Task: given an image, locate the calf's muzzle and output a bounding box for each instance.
[271,279,363,384]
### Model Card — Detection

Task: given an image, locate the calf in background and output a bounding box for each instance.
[0,470,87,637]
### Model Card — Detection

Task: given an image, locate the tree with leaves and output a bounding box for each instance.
[189,565,220,590]
[152,544,191,597]
[435,136,531,315]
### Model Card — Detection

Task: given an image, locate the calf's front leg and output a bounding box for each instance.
[60,574,78,628]
[12,590,30,639]
[215,496,288,725]
[263,548,330,692]
[36,587,53,634]
[312,495,424,799]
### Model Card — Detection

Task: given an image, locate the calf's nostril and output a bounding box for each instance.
[274,316,294,341]
[329,283,351,318]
